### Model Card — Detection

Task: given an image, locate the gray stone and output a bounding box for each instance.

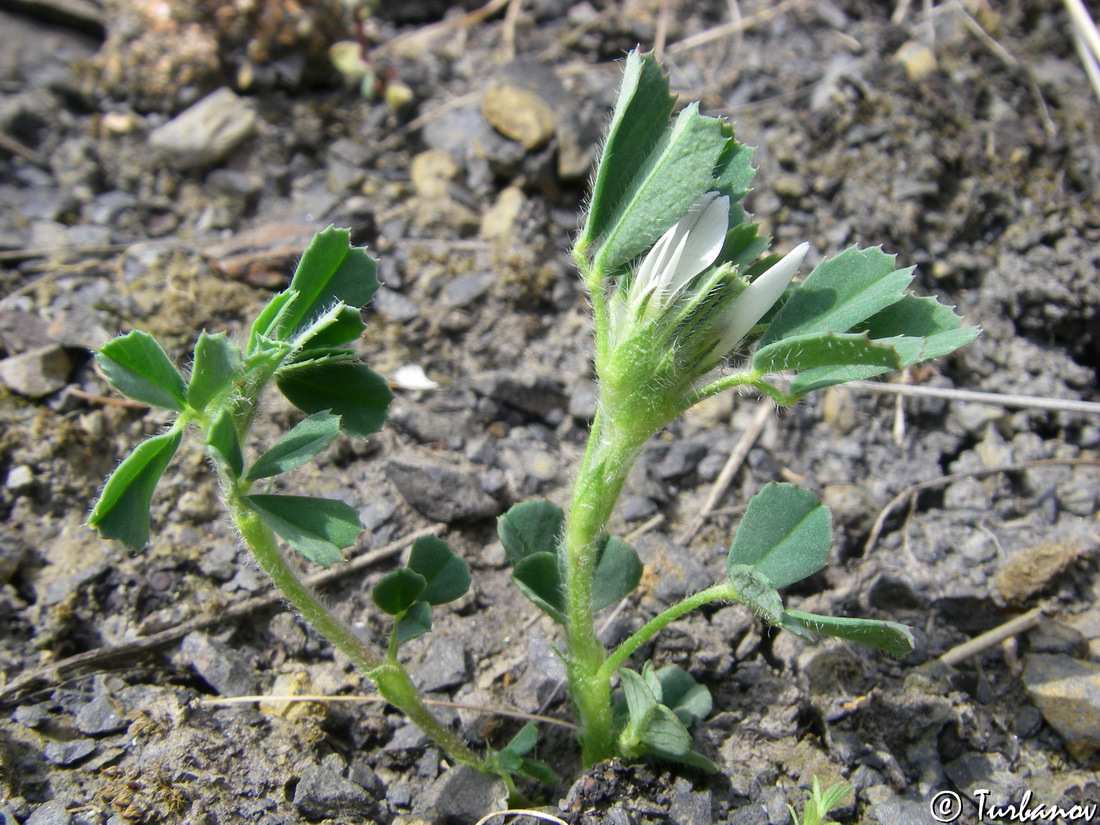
[44,738,96,766]
[13,701,50,728]
[181,631,258,697]
[374,286,420,323]
[669,777,711,825]
[26,801,72,825]
[294,761,373,819]
[568,378,598,421]
[1023,653,1100,759]
[5,465,34,494]
[413,634,469,693]
[945,752,1024,803]
[1027,620,1089,658]
[865,797,941,825]
[0,345,71,397]
[388,453,499,523]
[149,87,257,170]
[473,372,567,421]
[443,273,494,308]
[0,310,53,354]
[727,805,768,825]
[619,494,657,523]
[74,689,127,736]
[417,765,508,821]
[655,440,709,480]
[512,632,567,711]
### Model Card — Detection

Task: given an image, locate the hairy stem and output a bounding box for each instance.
[562,410,646,766]
[599,583,735,683]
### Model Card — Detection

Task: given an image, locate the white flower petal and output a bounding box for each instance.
[664,193,729,298]
[630,192,730,311]
[393,364,439,391]
[716,242,810,354]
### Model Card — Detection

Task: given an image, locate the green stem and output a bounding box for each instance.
[226,488,480,768]
[687,370,794,408]
[562,410,647,766]
[599,583,735,683]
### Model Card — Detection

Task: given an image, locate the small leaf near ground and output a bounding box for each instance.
[394,601,432,645]
[407,535,471,605]
[372,568,428,615]
[511,552,566,624]
[497,499,564,567]
[592,535,643,610]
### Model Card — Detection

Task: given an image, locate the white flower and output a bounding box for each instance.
[715,242,810,354]
[630,192,730,314]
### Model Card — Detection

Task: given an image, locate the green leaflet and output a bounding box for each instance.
[275,360,393,439]
[88,427,183,550]
[96,330,187,411]
[187,331,241,412]
[245,494,362,567]
[727,483,832,589]
[246,412,342,481]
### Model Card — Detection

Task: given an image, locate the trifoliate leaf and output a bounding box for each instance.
[653,665,712,726]
[759,247,914,348]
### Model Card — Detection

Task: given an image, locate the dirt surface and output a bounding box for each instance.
[1,1,1099,823]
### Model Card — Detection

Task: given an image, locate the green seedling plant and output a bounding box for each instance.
[789,779,854,825]
[89,49,978,795]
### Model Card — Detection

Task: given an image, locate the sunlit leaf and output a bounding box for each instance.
[88,427,183,550]
[187,331,241,412]
[96,331,187,410]
[246,412,341,481]
[276,360,392,439]
[245,494,361,567]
